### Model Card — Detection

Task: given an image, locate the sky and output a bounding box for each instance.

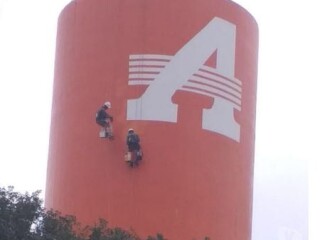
[0,0,316,240]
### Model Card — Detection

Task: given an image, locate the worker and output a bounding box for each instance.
[126,128,142,164]
[96,101,113,138]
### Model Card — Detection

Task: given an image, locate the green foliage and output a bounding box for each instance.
[146,233,166,240]
[86,219,109,240]
[85,218,140,240]
[35,209,82,240]
[0,186,42,240]
[0,186,210,240]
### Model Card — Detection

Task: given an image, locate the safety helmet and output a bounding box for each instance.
[104,101,111,108]
[128,128,134,133]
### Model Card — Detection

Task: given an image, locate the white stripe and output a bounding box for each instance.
[181,87,241,110]
[189,75,242,98]
[129,73,157,79]
[195,71,242,91]
[127,76,241,104]
[200,65,242,85]
[128,80,152,85]
[129,55,241,85]
[195,70,242,91]
[129,60,168,67]
[129,67,164,73]
[183,82,241,105]
[129,54,172,60]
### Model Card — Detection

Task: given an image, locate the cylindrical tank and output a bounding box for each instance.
[45,0,259,239]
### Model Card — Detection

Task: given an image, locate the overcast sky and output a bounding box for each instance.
[0,0,315,240]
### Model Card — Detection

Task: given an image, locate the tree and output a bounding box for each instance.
[85,218,140,240]
[34,209,82,240]
[0,186,42,240]
[146,233,166,240]
[0,186,209,240]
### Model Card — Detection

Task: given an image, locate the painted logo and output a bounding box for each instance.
[127,17,241,142]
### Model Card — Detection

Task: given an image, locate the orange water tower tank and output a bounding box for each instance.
[45,0,259,239]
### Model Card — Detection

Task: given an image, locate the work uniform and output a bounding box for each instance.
[127,132,141,152]
[96,106,112,127]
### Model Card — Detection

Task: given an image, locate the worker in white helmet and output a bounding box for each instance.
[96,101,113,138]
[126,128,142,165]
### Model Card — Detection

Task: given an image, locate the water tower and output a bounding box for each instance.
[45,0,259,239]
